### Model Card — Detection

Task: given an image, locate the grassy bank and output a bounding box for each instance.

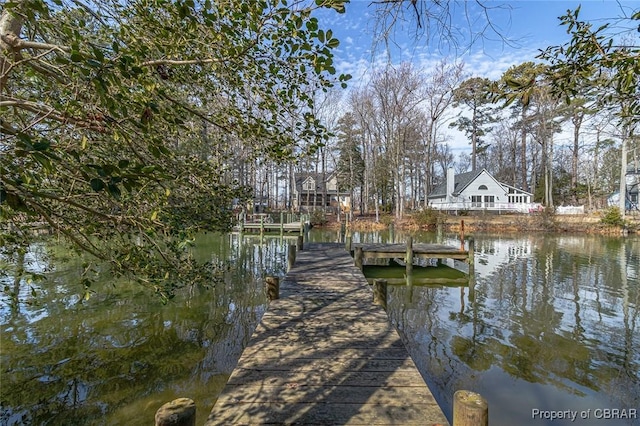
[322,210,640,235]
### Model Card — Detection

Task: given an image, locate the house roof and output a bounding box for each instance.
[428,169,483,199]
[294,172,338,194]
[428,168,532,198]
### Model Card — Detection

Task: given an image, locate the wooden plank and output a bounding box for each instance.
[206,243,449,426]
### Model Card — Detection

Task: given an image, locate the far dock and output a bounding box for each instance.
[352,237,475,280]
[206,243,450,425]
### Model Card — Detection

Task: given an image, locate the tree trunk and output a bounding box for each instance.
[619,131,628,217]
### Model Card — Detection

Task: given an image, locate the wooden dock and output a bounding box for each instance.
[353,242,470,261]
[206,243,449,426]
[352,238,474,279]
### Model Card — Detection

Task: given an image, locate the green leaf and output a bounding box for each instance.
[90,178,105,192]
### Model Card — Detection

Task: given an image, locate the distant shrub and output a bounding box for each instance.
[309,210,327,226]
[600,206,625,227]
[412,208,441,228]
[379,214,394,227]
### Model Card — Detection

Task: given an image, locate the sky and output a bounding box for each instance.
[313,0,640,152]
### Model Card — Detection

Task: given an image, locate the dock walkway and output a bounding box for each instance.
[206,243,449,425]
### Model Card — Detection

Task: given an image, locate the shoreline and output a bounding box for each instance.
[321,212,640,236]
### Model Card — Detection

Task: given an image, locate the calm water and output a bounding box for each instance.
[1,230,639,425]
[0,233,290,425]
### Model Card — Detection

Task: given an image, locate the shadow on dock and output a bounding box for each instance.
[205,243,449,425]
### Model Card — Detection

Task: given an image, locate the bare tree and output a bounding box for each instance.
[370,0,515,54]
[420,59,465,207]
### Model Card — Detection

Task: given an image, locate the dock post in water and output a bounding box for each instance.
[453,390,488,426]
[155,398,196,426]
[405,237,413,275]
[345,231,352,252]
[265,276,280,301]
[468,237,475,299]
[287,244,296,271]
[297,234,304,251]
[354,246,363,271]
[279,211,284,236]
[373,278,387,310]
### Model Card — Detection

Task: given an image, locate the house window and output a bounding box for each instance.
[478,185,488,190]
[484,195,495,207]
[471,195,482,207]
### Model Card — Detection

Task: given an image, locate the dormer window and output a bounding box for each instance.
[303,178,315,191]
[478,185,488,190]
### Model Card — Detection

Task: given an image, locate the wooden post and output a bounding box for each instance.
[468,237,475,299]
[373,279,387,310]
[436,221,443,244]
[468,237,475,278]
[460,219,465,250]
[239,212,245,233]
[288,244,296,271]
[260,216,264,237]
[266,276,280,301]
[405,274,413,305]
[297,235,304,251]
[405,237,413,275]
[155,398,196,426]
[354,246,363,271]
[453,390,488,426]
[280,211,284,236]
[345,232,352,252]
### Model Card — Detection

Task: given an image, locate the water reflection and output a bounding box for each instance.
[386,234,640,426]
[0,233,289,425]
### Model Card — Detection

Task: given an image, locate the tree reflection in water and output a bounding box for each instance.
[387,234,639,426]
[0,233,289,425]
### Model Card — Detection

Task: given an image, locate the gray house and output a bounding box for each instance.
[292,172,350,213]
[428,168,539,213]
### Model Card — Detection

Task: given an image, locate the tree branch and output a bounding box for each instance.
[1,33,71,53]
[141,58,221,67]
[1,98,107,132]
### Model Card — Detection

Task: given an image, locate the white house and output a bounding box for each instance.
[427,168,540,213]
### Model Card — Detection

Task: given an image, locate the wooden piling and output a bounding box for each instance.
[265,276,280,301]
[288,244,296,271]
[405,237,413,275]
[373,278,387,310]
[453,390,488,426]
[260,217,264,237]
[280,211,284,236]
[297,235,304,251]
[468,237,475,277]
[468,237,475,300]
[345,232,352,252]
[155,398,196,426]
[459,220,465,250]
[354,246,363,271]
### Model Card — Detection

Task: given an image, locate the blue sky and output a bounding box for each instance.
[319,0,640,82]
[314,0,639,152]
